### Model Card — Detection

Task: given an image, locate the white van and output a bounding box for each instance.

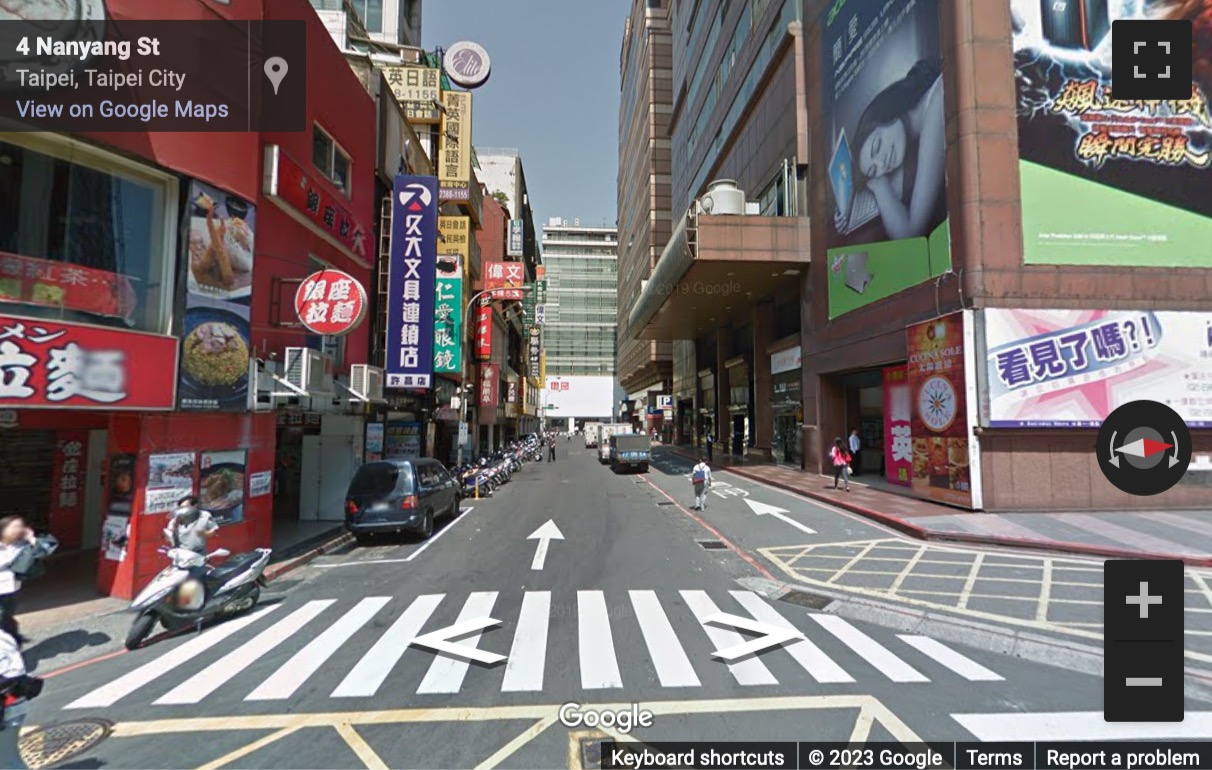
[584,423,604,448]
[598,423,633,463]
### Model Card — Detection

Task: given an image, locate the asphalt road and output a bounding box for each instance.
[22,446,1211,769]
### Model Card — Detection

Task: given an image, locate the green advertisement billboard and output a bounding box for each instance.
[822,0,952,319]
[1011,0,1212,267]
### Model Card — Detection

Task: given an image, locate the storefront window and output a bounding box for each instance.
[0,138,173,333]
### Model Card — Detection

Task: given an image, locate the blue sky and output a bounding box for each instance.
[424,1,630,231]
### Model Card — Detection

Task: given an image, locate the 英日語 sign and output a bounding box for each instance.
[380,66,441,124]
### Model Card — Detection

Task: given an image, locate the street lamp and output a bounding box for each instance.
[540,390,555,431]
[457,285,533,467]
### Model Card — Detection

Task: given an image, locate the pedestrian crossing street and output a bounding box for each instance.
[65,589,1005,711]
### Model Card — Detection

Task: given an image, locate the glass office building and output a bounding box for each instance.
[540,219,619,377]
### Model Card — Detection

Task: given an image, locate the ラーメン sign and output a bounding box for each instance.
[293,269,368,336]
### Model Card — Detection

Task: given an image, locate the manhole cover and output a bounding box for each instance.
[779,590,833,610]
[697,540,726,550]
[21,717,113,769]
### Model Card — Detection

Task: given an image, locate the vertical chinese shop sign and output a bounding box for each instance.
[49,432,88,548]
[475,297,492,361]
[882,366,911,487]
[433,254,463,375]
[435,216,469,376]
[386,176,438,389]
[906,313,976,508]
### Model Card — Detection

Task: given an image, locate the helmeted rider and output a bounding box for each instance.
[163,496,220,609]
[164,495,219,555]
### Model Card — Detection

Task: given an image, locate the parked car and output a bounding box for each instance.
[344,459,460,544]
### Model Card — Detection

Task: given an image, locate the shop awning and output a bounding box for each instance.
[626,210,809,341]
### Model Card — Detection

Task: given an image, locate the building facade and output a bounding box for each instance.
[0,0,376,599]
[540,219,620,429]
[540,220,619,378]
[624,0,1212,512]
[475,148,543,436]
[797,0,1212,512]
[622,0,808,463]
[617,0,674,437]
[310,0,422,50]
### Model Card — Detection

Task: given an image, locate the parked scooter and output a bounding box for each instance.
[455,463,494,498]
[125,546,272,650]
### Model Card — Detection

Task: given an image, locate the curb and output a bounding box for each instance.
[670,448,1212,567]
[735,575,1212,704]
[263,532,354,582]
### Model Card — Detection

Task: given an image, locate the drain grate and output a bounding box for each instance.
[656,501,675,506]
[697,539,726,550]
[779,590,833,610]
[21,718,113,769]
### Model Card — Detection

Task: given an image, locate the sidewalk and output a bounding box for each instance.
[23,523,351,676]
[667,446,1212,567]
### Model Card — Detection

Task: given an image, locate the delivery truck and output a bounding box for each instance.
[609,434,651,473]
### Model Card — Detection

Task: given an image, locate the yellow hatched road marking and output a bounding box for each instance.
[31,696,922,770]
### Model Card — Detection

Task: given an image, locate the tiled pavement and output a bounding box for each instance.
[757,537,1212,664]
[667,447,1212,566]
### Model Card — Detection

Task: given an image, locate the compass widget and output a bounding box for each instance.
[1097,400,1192,496]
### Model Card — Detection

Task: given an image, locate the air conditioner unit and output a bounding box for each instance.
[350,364,385,402]
[284,347,330,395]
[696,180,746,216]
[252,359,278,411]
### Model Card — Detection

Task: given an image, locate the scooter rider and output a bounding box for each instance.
[164,496,219,610]
[165,495,218,556]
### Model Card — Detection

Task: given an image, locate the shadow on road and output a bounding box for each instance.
[24,630,111,673]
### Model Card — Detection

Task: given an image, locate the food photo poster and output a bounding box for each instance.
[178,180,256,413]
[199,450,247,525]
[145,452,196,515]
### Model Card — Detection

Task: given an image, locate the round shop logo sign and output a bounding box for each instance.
[294,268,368,337]
[0,410,16,429]
[444,41,491,88]
[917,375,958,433]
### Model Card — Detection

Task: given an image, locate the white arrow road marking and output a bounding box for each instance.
[743,498,816,534]
[703,612,805,661]
[953,711,1212,741]
[527,519,564,570]
[411,617,507,667]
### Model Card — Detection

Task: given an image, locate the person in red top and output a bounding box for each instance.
[830,437,853,492]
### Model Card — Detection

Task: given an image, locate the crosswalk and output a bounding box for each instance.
[66,589,1004,711]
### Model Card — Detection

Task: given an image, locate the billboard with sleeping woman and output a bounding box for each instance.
[820,0,953,319]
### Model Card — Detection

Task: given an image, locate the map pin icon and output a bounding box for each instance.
[264,57,288,95]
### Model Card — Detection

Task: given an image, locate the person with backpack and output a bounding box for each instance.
[690,459,712,511]
[830,436,853,492]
